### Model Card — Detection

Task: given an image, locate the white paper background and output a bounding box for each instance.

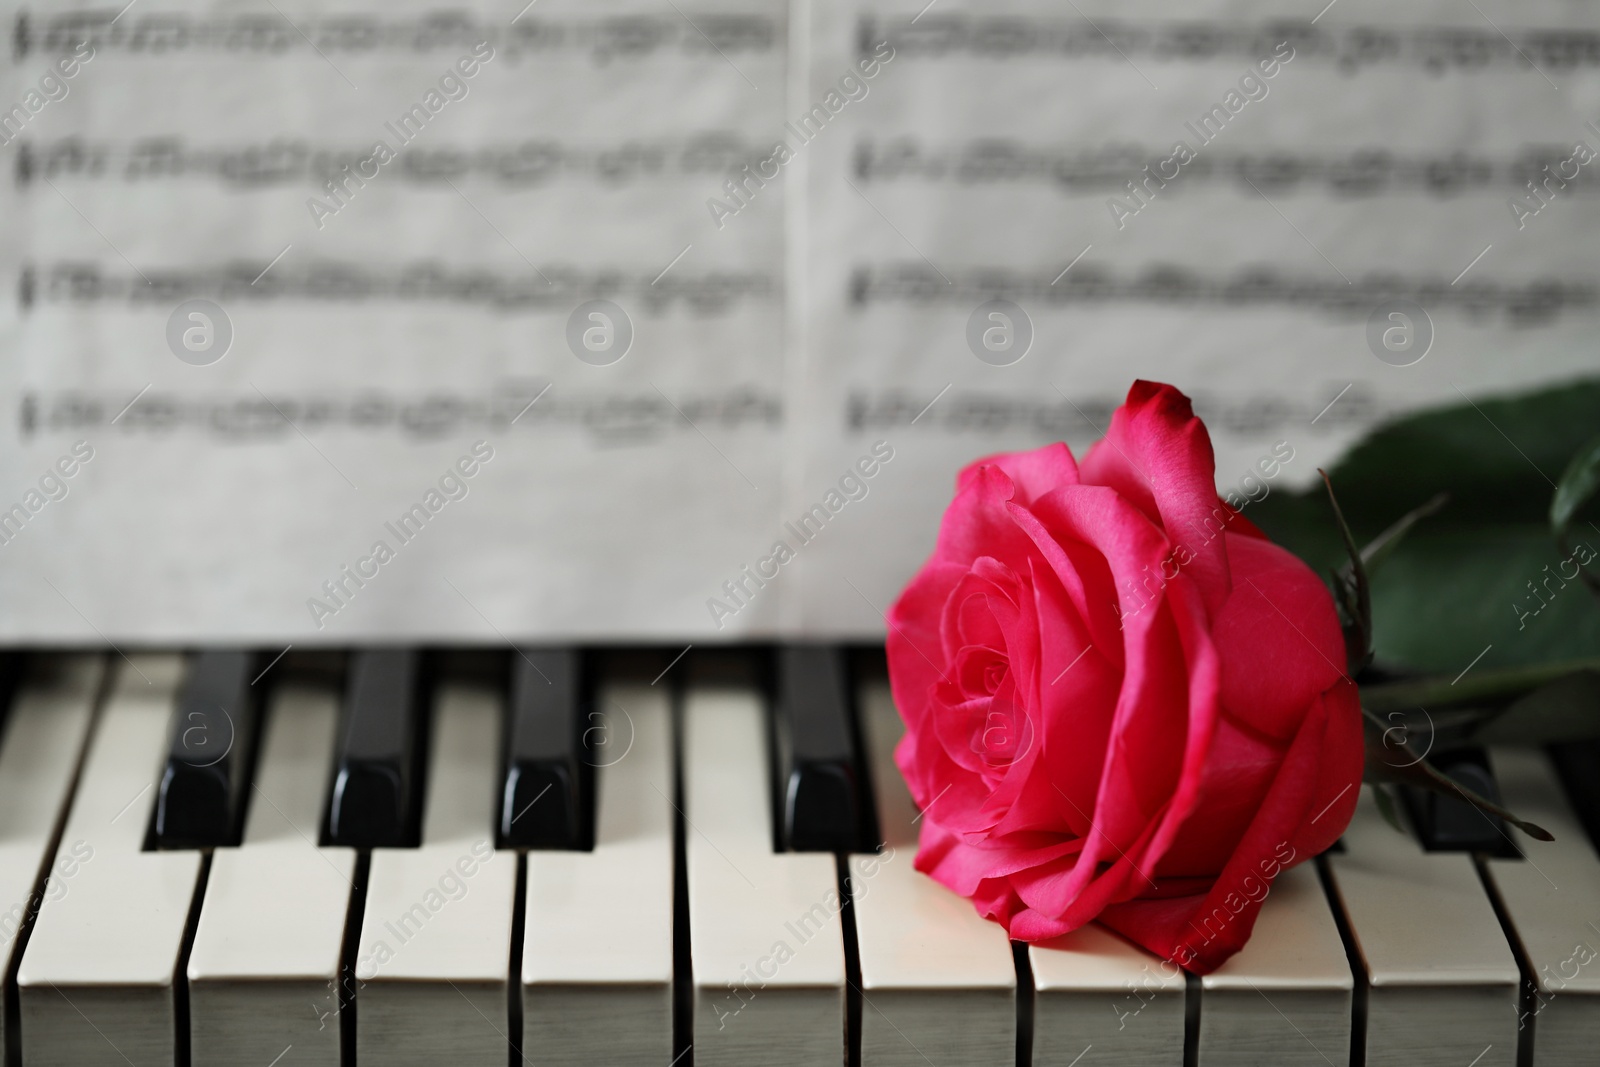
[0,1,788,641]
[0,0,1596,642]
[794,0,1600,634]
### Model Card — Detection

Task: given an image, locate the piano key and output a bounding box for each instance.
[848,678,1015,1066]
[1403,749,1507,853]
[1197,863,1353,1066]
[0,656,104,1058]
[1324,784,1519,1067]
[154,648,256,848]
[500,648,586,849]
[186,679,357,1067]
[1482,747,1600,1064]
[776,645,865,852]
[685,669,846,1066]
[522,677,674,1065]
[355,679,518,1066]
[18,655,203,1067]
[0,649,30,727]
[1030,923,1185,1066]
[1548,740,1600,852]
[328,648,423,848]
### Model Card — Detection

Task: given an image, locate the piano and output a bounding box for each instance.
[0,645,1593,1066]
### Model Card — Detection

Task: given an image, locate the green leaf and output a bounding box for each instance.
[1551,433,1600,540]
[1470,670,1600,745]
[1251,380,1600,678]
[1359,492,1449,577]
[1365,527,1600,673]
[1361,656,1600,714]
[1305,378,1600,538]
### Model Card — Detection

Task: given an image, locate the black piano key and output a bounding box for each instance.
[500,649,586,849]
[1401,748,1510,853]
[0,650,27,717]
[327,649,423,848]
[0,650,28,745]
[154,650,256,849]
[775,645,865,852]
[1549,740,1600,855]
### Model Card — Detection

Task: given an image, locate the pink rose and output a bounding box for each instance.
[887,381,1362,973]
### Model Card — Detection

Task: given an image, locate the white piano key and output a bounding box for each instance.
[1198,864,1353,1066]
[686,679,846,1067]
[1030,922,1185,1066]
[522,680,674,1066]
[18,654,201,1067]
[187,681,357,1067]
[0,656,104,1058]
[356,680,517,1067]
[849,679,1014,1066]
[1325,784,1519,1067]
[1483,747,1600,1064]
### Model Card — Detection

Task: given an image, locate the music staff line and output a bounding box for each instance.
[19,138,1599,199]
[17,263,778,314]
[16,260,1589,325]
[848,264,1596,325]
[18,386,782,447]
[852,142,1600,198]
[847,383,1387,437]
[21,12,1598,72]
[858,16,1600,73]
[17,384,1372,445]
[12,135,778,189]
[13,11,778,63]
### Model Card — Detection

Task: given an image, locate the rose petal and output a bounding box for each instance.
[1292,680,1364,859]
[1031,561,1119,838]
[933,463,1037,569]
[1099,687,1341,973]
[1121,577,1223,886]
[1153,711,1287,877]
[958,442,1079,506]
[1015,486,1222,905]
[1079,381,1235,615]
[914,817,1082,898]
[1211,533,1350,743]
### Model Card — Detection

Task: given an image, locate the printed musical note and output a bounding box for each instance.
[15,135,770,188]
[849,262,1595,325]
[849,141,1600,198]
[19,385,782,447]
[13,10,779,64]
[857,15,1600,74]
[20,261,778,315]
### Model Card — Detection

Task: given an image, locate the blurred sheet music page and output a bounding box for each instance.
[795,0,1600,633]
[0,0,1593,640]
[0,1,788,640]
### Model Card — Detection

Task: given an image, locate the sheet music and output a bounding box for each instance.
[793,0,1600,634]
[0,0,1595,640]
[0,1,788,641]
